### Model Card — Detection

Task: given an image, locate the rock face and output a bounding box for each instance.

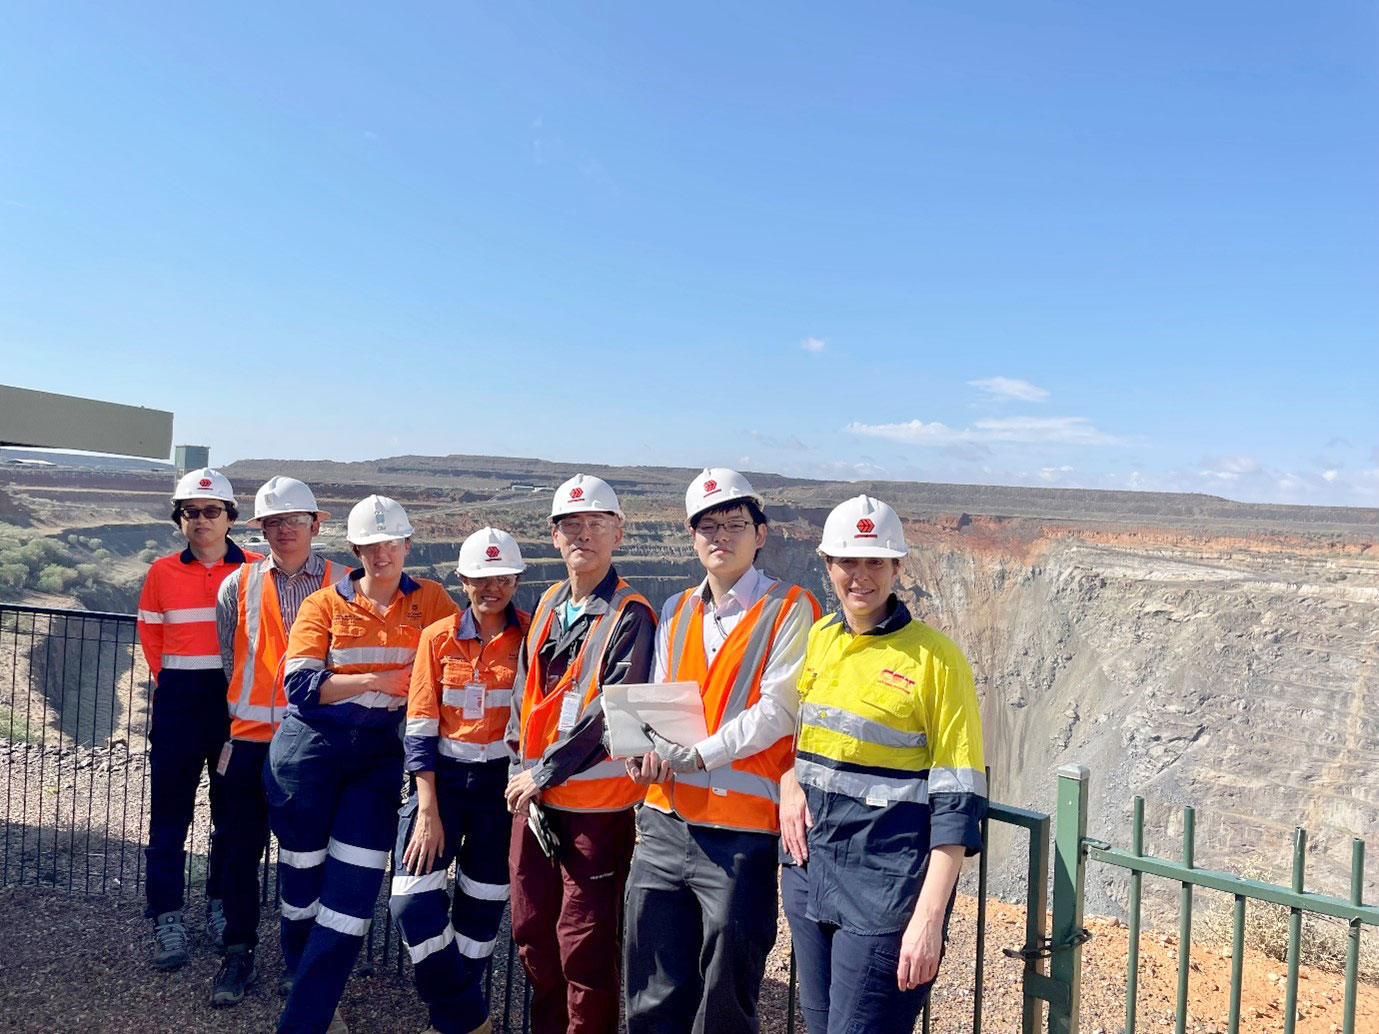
[5,457,1377,916]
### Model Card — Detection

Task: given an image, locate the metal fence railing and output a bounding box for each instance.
[9,601,1373,1031]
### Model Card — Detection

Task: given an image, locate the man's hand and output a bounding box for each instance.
[505,769,541,816]
[625,753,672,785]
[401,803,445,875]
[642,725,702,774]
[371,668,412,698]
[779,767,812,864]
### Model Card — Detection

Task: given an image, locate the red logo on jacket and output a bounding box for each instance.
[486,545,501,559]
[856,518,875,534]
[570,487,584,500]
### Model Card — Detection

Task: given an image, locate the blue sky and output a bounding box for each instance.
[2,3,1376,506]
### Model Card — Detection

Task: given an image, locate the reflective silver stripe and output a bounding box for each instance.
[279,847,327,869]
[327,838,389,870]
[440,687,514,710]
[929,766,988,796]
[719,586,787,717]
[391,870,448,896]
[406,718,440,737]
[455,931,498,959]
[675,766,781,802]
[326,646,416,667]
[525,583,565,670]
[138,609,163,624]
[161,654,222,670]
[163,607,218,624]
[563,758,628,783]
[407,924,455,963]
[284,657,324,675]
[799,702,928,750]
[316,905,371,937]
[458,871,510,901]
[667,589,697,674]
[280,898,320,920]
[794,756,928,804]
[234,562,267,719]
[228,700,279,723]
[328,690,405,710]
[437,739,506,763]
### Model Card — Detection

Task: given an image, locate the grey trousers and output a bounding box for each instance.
[623,806,780,1034]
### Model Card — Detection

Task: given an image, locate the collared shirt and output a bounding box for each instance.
[137,539,258,682]
[283,570,459,729]
[215,551,331,679]
[503,564,656,790]
[652,566,811,771]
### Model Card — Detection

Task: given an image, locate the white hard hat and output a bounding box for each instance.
[457,527,525,578]
[818,495,908,559]
[248,476,331,527]
[550,474,623,521]
[346,494,414,545]
[685,467,764,523]
[173,468,236,505]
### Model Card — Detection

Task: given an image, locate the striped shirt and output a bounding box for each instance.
[217,552,331,679]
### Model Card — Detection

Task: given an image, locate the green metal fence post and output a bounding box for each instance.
[1175,807,1195,1034]
[1343,837,1364,1034]
[1049,764,1088,1034]
[1124,796,1144,1034]
[1284,827,1306,1034]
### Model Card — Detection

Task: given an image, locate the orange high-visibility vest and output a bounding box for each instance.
[138,542,260,680]
[226,557,348,742]
[406,609,530,763]
[645,580,820,834]
[517,579,653,812]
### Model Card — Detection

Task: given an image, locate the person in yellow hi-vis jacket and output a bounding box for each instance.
[779,494,986,1034]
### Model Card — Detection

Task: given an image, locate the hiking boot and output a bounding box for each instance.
[210,945,258,1007]
[326,1009,349,1034]
[205,897,227,950]
[151,911,189,970]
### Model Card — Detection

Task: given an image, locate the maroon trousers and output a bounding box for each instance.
[509,808,636,1034]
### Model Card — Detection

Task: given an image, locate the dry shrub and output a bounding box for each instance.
[1200,868,1378,983]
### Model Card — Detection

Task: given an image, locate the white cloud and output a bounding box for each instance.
[800,337,827,354]
[1198,455,1260,481]
[746,429,809,450]
[1322,469,1339,482]
[845,415,1123,446]
[968,376,1049,402]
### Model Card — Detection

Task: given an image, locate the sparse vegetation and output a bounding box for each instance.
[0,530,104,600]
[1201,867,1379,982]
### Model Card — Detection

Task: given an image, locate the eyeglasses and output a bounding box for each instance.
[695,519,753,538]
[180,506,225,521]
[261,514,313,531]
[466,575,518,588]
[555,517,615,537]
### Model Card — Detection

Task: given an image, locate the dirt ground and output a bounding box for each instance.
[1,880,1374,1034]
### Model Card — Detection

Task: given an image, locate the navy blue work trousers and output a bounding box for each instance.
[782,862,940,1034]
[144,673,230,918]
[389,759,511,1034]
[624,807,779,1034]
[216,737,271,948]
[264,715,403,1034]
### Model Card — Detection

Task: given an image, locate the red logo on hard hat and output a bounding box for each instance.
[198,478,212,489]
[703,479,718,493]
[570,487,584,500]
[856,518,874,534]
[486,546,501,559]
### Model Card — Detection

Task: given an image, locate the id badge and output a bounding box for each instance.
[463,681,485,719]
[216,741,233,777]
[557,691,582,733]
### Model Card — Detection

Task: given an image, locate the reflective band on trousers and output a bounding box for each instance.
[794,756,928,804]
[799,702,928,750]
[161,654,222,670]
[327,646,417,667]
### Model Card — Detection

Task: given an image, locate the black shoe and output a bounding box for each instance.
[210,945,258,1007]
